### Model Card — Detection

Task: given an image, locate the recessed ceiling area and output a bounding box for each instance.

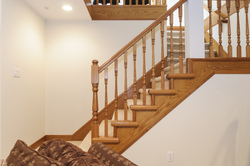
[24,0,91,20]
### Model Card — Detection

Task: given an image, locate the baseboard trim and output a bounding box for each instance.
[29,136,46,149]
[29,135,73,149]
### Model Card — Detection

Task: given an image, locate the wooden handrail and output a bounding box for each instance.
[98,0,187,73]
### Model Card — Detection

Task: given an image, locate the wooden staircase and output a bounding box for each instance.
[78,0,250,154]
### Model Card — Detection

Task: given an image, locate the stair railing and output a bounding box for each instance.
[91,0,187,142]
[206,0,250,57]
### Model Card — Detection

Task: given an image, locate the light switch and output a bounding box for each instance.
[167,151,174,162]
[13,67,20,78]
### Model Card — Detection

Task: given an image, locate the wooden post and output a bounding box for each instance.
[208,0,214,58]
[151,28,156,105]
[142,36,146,105]
[218,0,224,57]
[104,68,108,137]
[160,20,165,90]
[227,0,232,57]
[133,45,137,122]
[124,52,128,121]
[91,60,99,140]
[169,13,174,89]
[236,0,241,57]
[245,0,250,57]
[114,60,118,137]
[179,5,183,73]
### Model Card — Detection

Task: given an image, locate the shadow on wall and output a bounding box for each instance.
[210,120,238,166]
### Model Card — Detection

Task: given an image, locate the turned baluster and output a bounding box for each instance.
[218,0,224,57]
[124,52,128,121]
[236,0,241,57]
[208,0,214,58]
[113,60,118,138]
[162,0,166,5]
[227,0,232,57]
[91,60,99,139]
[160,20,165,90]
[245,0,250,57]
[142,36,147,105]
[179,5,183,73]
[104,68,108,137]
[169,13,174,89]
[151,28,156,105]
[133,45,137,122]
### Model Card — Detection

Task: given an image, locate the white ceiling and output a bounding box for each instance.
[24,0,91,20]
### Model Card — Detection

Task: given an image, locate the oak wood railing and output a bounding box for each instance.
[91,0,187,142]
[206,0,250,57]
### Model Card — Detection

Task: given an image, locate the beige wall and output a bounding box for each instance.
[123,74,250,166]
[0,0,46,158]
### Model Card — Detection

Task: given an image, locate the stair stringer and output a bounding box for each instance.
[102,58,250,154]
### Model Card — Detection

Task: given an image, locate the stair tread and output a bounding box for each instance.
[166,73,195,79]
[148,89,177,95]
[92,137,119,143]
[111,120,139,127]
[130,105,157,111]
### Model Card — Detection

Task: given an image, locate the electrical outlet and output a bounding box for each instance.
[167,151,174,162]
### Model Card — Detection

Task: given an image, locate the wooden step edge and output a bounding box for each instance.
[148,89,177,95]
[130,105,158,111]
[111,120,139,127]
[166,73,195,79]
[92,137,120,143]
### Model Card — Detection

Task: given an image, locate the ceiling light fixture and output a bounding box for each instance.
[62,5,72,11]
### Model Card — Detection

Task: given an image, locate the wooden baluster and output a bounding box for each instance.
[162,0,166,5]
[160,20,165,90]
[113,60,118,138]
[136,0,138,5]
[104,68,108,137]
[218,0,224,57]
[124,52,128,121]
[179,5,183,73]
[208,0,214,58]
[142,36,147,105]
[129,0,132,5]
[103,0,106,5]
[245,0,250,57]
[227,0,232,57]
[143,0,145,5]
[96,0,99,5]
[117,0,119,5]
[151,28,156,105]
[236,0,241,57]
[169,13,174,89]
[133,45,137,122]
[149,0,151,5]
[91,60,99,140]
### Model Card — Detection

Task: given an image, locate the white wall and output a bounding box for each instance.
[123,74,250,166]
[0,0,46,158]
[45,20,154,135]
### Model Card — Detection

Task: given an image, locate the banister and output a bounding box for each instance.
[98,0,187,73]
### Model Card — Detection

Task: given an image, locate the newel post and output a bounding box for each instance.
[91,60,99,140]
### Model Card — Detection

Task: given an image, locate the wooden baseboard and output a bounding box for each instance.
[29,135,73,149]
[29,136,46,149]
